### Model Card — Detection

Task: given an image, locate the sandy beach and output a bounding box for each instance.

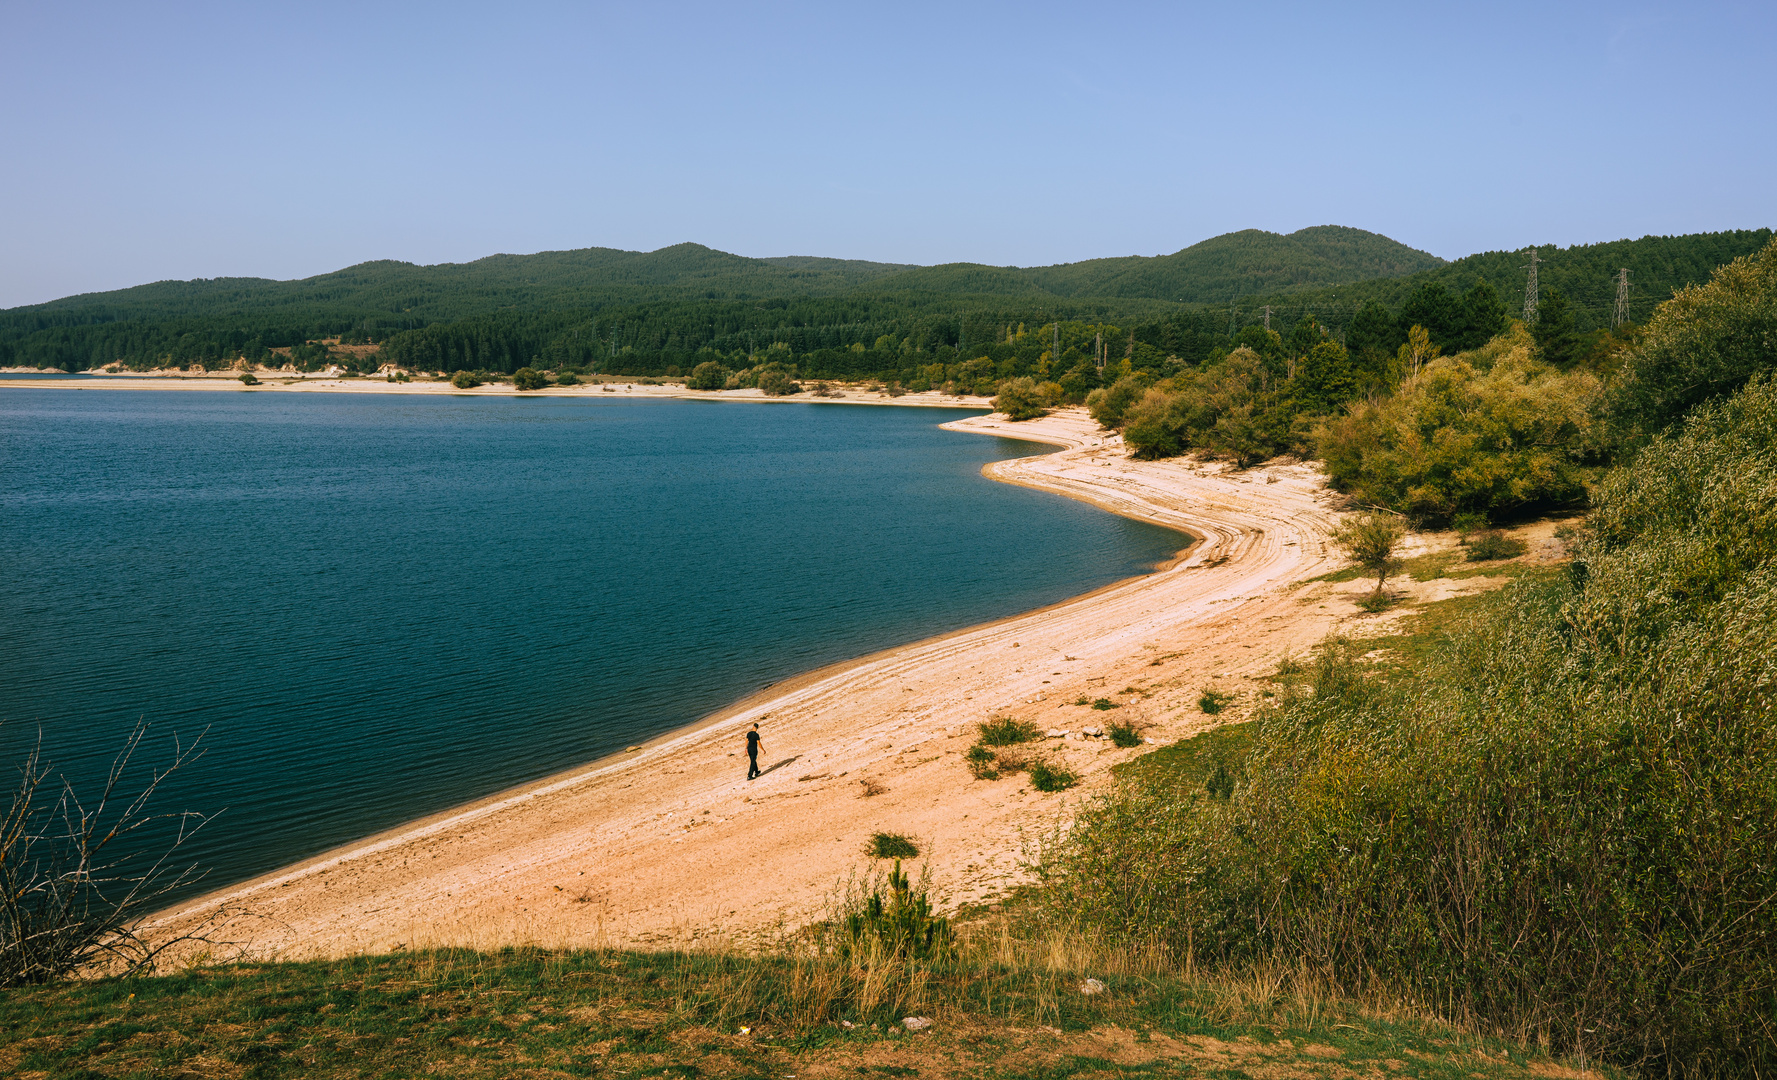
[127,401,1545,961]
[0,370,997,410]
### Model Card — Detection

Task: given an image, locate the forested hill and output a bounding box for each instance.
[17,244,920,324]
[0,226,1762,377]
[1241,228,1775,333]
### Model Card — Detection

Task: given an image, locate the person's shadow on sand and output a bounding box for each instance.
[753,755,800,779]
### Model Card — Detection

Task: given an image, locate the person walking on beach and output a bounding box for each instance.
[745,722,764,780]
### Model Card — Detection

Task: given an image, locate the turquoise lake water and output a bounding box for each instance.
[0,391,1183,902]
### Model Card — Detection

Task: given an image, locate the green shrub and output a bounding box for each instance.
[991,377,1048,421]
[450,370,482,389]
[237,372,258,385]
[554,370,579,386]
[1120,348,1293,465]
[685,360,729,390]
[1354,592,1396,613]
[1197,689,1230,714]
[1090,698,1120,711]
[964,744,998,780]
[866,832,920,859]
[1315,325,1600,522]
[1107,721,1141,748]
[1027,760,1080,792]
[757,368,800,396]
[1451,510,1488,536]
[977,716,1041,746]
[1085,374,1150,429]
[1465,531,1525,561]
[1610,235,1777,439]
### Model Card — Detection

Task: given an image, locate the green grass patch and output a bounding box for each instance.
[1196,689,1232,714]
[1107,721,1141,748]
[1113,722,1253,788]
[0,947,1600,1080]
[1089,697,1120,710]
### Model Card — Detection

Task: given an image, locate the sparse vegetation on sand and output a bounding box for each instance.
[976,716,1041,746]
[865,832,919,860]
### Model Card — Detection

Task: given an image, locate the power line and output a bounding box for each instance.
[1522,248,1541,323]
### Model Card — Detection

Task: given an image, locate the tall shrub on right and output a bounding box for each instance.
[1609,235,1777,439]
[1315,324,1600,522]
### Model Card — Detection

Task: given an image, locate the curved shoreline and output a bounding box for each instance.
[149,407,1364,960]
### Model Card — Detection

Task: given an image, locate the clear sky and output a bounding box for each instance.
[3,0,1773,308]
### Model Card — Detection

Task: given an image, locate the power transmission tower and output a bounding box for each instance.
[1095,331,1104,374]
[1522,249,1541,323]
[1262,305,1273,331]
[1052,321,1059,368]
[1613,268,1630,329]
[1226,300,1238,339]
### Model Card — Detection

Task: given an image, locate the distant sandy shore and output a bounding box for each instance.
[141,407,1533,961]
[0,370,996,410]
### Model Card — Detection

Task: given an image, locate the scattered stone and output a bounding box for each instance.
[1046,728,1068,738]
[901,1016,934,1031]
[1081,977,1107,995]
[840,1020,856,1030]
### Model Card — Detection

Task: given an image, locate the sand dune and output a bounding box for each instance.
[151,407,1398,959]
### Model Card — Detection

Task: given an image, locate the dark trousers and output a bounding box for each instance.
[747,751,760,779]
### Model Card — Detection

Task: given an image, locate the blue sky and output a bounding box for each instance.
[3,0,1772,307]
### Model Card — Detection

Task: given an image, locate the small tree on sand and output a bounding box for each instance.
[1331,512,1406,597]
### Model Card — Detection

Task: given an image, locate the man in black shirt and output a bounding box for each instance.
[746,723,764,780]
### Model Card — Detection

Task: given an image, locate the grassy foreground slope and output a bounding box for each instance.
[0,946,1611,1079]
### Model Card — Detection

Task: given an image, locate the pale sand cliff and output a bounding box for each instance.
[137,406,1521,960]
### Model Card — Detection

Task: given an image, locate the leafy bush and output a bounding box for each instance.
[1609,235,1777,439]
[1121,348,1293,466]
[1464,531,1525,561]
[1037,375,1777,1074]
[1107,721,1141,748]
[992,377,1048,420]
[237,372,258,385]
[964,744,998,780]
[1197,690,1230,714]
[977,716,1041,746]
[685,360,729,390]
[450,370,482,389]
[1089,698,1120,711]
[1315,325,1600,522]
[866,832,919,859]
[757,368,800,396]
[512,367,547,391]
[1026,760,1080,792]
[554,370,579,386]
[1084,374,1150,429]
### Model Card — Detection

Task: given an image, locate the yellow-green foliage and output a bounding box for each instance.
[1611,235,1777,437]
[1122,347,1292,465]
[1037,375,1777,1075]
[1315,324,1600,521]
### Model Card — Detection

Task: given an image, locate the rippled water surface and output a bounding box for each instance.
[1,391,1183,900]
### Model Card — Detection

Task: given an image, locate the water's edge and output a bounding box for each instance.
[155,419,1197,919]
